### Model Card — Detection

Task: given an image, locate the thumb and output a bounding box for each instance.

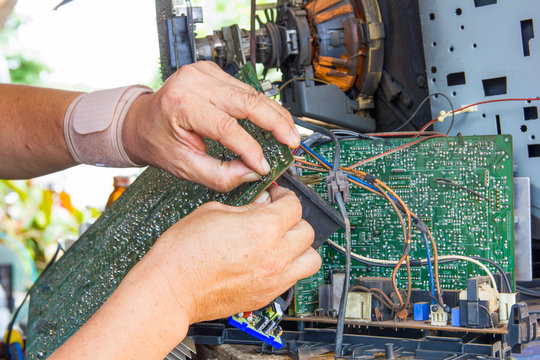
[178,151,263,192]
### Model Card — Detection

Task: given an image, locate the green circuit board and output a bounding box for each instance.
[294,135,514,315]
[26,64,294,359]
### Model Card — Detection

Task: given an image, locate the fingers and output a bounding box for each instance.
[182,99,270,176]
[284,248,322,283]
[189,61,299,149]
[212,86,300,149]
[196,62,294,124]
[178,154,261,192]
[260,186,304,232]
[253,190,271,205]
[281,220,315,260]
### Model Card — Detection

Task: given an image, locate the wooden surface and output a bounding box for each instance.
[196,344,292,360]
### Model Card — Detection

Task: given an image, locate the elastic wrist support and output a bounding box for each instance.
[64,85,153,167]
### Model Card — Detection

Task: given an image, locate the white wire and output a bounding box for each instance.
[326,240,499,292]
[438,255,498,293]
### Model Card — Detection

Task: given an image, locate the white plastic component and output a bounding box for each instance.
[459,281,499,313]
[438,105,478,123]
[346,292,372,322]
[498,293,517,324]
[430,307,448,326]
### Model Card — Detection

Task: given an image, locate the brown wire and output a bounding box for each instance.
[349,285,394,311]
[374,183,412,311]
[299,143,441,309]
[295,164,329,172]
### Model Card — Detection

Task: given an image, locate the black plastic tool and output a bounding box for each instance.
[276,172,344,249]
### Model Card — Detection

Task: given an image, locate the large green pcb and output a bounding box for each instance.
[294,135,514,315]
[26,65,294,359]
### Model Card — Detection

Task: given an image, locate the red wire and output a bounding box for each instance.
[420,97,540,133]
[348,135,444,168]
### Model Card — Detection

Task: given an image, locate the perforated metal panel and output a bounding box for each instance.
[418,0,540,223]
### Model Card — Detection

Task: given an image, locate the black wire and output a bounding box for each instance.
[517,285,540,298]
[469,256,512,293]
[282,286,294,310]
[334,193,350,358]
[376,91,420,131]
[479,304,495,330]
[5,244,63,360]
[391,93,455,133]
[293,116,340,171]
[293,114,349,356]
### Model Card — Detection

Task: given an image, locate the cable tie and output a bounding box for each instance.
[363,173,376,184]
[415,220,429,233]
[410,259,422,267]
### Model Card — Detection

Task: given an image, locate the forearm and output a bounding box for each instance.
[49,253,191,360]
[0,84,80,179]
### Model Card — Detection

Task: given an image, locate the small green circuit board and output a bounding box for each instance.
[26,64,293,359]
[294,135,514,315]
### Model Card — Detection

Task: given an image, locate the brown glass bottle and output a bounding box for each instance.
[105,176,131,208]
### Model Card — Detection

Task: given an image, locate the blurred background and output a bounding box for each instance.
[0,0,251,331]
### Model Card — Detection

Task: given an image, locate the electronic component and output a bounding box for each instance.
[459,277,499,328]
[294,135,515,315]
[499,292,517,324]
[349,277,394,321]
[430,306,448,327]
[159,0,384,131]
[345,292,371,322]
[413,302,430,321]
[451,307,461,327]
[228,302,284,349]
[25,64,294,360]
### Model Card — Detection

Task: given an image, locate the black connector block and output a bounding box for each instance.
[276,172,344,249]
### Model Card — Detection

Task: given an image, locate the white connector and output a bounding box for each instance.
[498,293,517,324]
[437,105,478,122]
[430,306,448,326]
[346,292,372,322]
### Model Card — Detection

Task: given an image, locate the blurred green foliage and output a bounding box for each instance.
[0,180,100,273]
[5,53,51,84]
[1,14,51,85]
[197,0,251,36]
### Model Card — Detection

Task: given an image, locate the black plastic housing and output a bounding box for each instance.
[276,172,344,249]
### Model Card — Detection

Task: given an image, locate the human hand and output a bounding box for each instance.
[123,61,300,192]
[140,186,321,324]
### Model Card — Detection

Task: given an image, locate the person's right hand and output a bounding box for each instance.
[50,186,319,360]
[140,186,321,324]
[123,61,300,192]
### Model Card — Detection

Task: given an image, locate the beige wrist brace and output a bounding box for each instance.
[64,85,153,167]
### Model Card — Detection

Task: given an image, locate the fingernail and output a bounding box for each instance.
[290,126,301,146]
[242,172,261,182]
[254,191,271,204]
[261,158,271,174]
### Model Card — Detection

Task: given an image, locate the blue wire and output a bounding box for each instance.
[422,232,436,304]
[300,141,398,202]
[301,140,439,306]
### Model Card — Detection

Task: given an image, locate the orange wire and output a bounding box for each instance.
[294,157,326,168]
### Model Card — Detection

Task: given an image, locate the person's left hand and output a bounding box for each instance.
[123,61,300,192]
